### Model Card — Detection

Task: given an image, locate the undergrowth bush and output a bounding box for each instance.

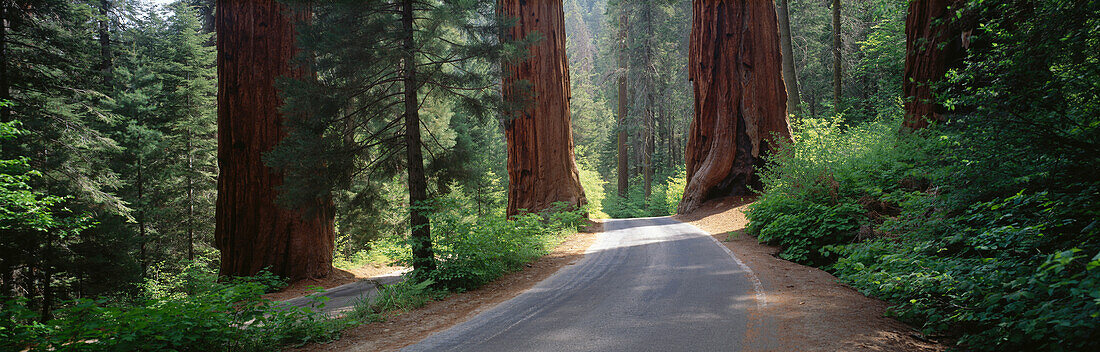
[2,275,341,351]
[746,115,928,264]
[602,171,686,218]
[385,189,584,292]
[831,191,1100,351]
[347,279,446,323]
[748,112,1100,350]
[578,160,610,219]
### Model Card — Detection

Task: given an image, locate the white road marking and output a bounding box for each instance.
[691,224,767,309]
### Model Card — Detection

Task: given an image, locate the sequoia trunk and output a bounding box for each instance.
[902,0,965,130]
[679,0,792,214]
[501,0,587,217]
[214,0,335,281]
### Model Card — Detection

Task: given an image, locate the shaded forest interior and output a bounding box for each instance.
[1,0,1097,351]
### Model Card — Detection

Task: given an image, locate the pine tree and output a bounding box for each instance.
[0,0,134,318]
[160,1,217,263]
[270,0,515,277]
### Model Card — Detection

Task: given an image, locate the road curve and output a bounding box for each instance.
[403,217,771,352]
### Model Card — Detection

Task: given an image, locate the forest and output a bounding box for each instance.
[1,0,1097,351]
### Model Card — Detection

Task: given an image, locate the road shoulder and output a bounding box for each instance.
[676,198,944,352]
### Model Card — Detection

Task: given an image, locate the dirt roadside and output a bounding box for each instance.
[676,197,945,352]
[291,222,602,352]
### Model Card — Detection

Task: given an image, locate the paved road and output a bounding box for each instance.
[404,217,772,352]
[282,270,407,317]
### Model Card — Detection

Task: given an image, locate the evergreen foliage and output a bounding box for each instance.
[0,0,1096,349]
[745,1,1100,349]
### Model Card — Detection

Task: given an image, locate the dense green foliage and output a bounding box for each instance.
[2,0,1096,349]
[746,1,1100,349]
[746,116,925,264]
[3,199,584,351]
[0,0,219,323]
[419,198,584,291]
[2,266,346,351]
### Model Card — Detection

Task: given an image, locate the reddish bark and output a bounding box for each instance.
[501,0,587,217]
[902,0,966,130]
[679,0,792,214]
[215,0,334,281]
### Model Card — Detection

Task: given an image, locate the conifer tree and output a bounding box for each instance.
[0,0,131,317]
[160,1,217,263]
[270,0,516,276]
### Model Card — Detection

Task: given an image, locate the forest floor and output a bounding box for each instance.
[290,221,602,352]
[676,197,946,351]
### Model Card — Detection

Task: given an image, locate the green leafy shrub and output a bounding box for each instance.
[2,279,341,351]
[747,40,1100,348]
[752,200,863,265]
[347,279,446,323]
[578,160,610,219]
[602,175,673,218]
[746,115,926,264]
[387,191,583,292]
[832,191,1100,351]
[664,167,687,214]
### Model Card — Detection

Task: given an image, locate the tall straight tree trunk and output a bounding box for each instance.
[39,234,53,322]
[401,0,435,275]
[679,0,792,214]
[137,164,146,278]
[902,0,964,130]
[0,4,10,123]
[501,0,587,217]
[186,136,195,261]
[777,0,801,116]
[642,2,654,199]
[214,0,335,281]
[831,0,842,112]
[98,0,112,81]
[616,13,629,198]
[661,104,673,170]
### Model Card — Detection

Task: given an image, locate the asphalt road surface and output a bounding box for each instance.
[282,271,406,317]
[403,217,773,352]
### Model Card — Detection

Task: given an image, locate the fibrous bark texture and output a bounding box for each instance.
[501,0,587,217]
[902,0,965,130]
[679,0,792,214]
[215,0,334,281]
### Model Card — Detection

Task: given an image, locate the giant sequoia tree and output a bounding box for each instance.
[902,0,966,130]
[214,0,335,280]
[501,0,587,217]
[678,0,792,214]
